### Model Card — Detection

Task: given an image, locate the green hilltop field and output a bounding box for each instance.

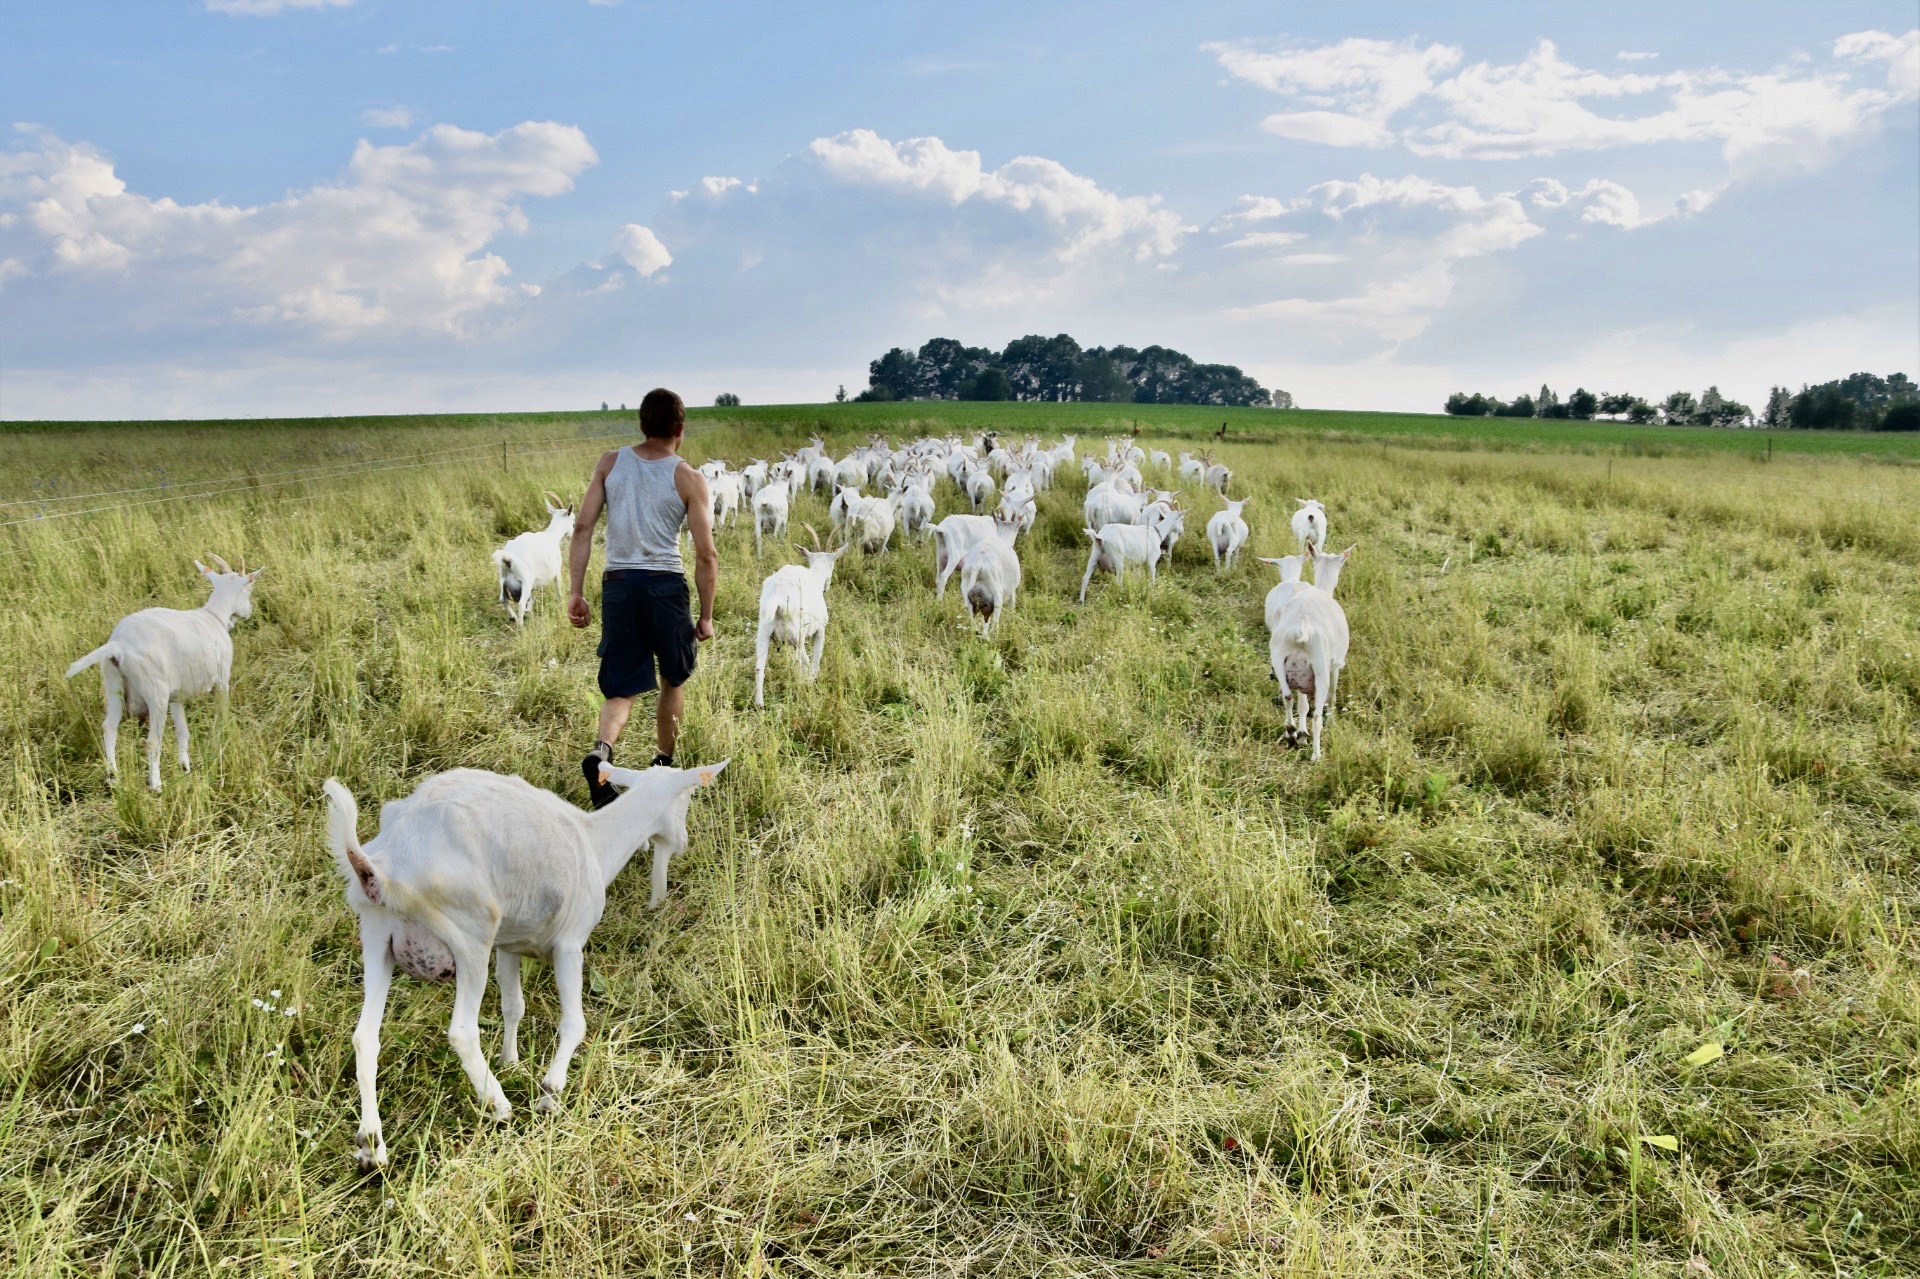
[2,403,1916,1276]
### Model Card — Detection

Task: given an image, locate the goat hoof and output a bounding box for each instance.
[355,1137,387,1171]
[534,1091,560,1115]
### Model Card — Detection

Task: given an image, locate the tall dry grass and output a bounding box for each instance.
[1,414,1916,1276]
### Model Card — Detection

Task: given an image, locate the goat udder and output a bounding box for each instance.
[392,924,457,983]
[1282,652,1316,696]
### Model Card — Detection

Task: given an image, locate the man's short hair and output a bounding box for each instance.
[638,388,686,439]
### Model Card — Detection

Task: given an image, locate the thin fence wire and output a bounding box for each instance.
[0,430,637,530]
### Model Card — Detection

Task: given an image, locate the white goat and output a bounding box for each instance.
[1271,544,1356,759]
[930,513,1002,598]
[1138,498,1187,558]
[891,477,935,539]
[830,484,863,536]
[1084,478,1142,529]
[708,472,743,528]
[323,759,726,1168]
[1291,499,1329,555]
[1078,523,1163,603]
[1177,452,1204,485]
[957,520,1022,634]
[754,533,846,706]
[1257,554,1308,634]
[847,493,897,554]
[751,481,790,557]
[492,493,574,625]
[964,464,996,513]
[1207,497,1249,571]
[66,556,262,791]
[1205,460,1233,496]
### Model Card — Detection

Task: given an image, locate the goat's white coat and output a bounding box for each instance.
[323,761,725,1168]
[1207,498,1249,570]
[754,547,845,706]
[492,501,573,625]
[930,513,1001,598]
[957,521,1021,634]
[66,561,261,790]
[1291,499,1328,555]
[1078,523,1163,603]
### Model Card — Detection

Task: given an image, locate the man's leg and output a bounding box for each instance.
[582,695,634,809]
[596,696,635,752]
[655,682,686,763]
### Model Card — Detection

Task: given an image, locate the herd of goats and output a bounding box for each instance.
[60,428,1354,1168]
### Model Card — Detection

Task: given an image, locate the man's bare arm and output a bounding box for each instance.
[677,464,718,640]
[567,451,615,627]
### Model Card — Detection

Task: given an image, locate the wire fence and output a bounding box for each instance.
[0,430,638,530]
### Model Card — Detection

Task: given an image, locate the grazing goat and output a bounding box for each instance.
[957,520,1021,634]
[1271,544,1356,759]
[66,556,263,791]
[751,481,790,557]
[1207,497,1249,571]
[492,494,573,625]
[754,531,846,706]
[1078,523,1163,603]
[1178,452,1204,485]
[1291,499,1328,555]
[930,513,1002,599]
[324,759,726,1168]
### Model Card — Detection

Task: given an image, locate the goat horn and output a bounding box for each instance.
[239,553,248,574]
[799,521,822,550]
[209,554,231,573]
[543,490,565,508]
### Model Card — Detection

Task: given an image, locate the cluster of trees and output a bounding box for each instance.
[1762,372,1918,431]
[714,393,742,407]
[1445,384,1753,426]
[856,334,1291,408]
[1444,372,1917,431]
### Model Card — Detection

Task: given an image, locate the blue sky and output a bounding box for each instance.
[2,0,1915,418]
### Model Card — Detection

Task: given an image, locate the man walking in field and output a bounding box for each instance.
[568,388,718,809]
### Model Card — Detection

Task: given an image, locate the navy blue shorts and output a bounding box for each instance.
[597,571,696,698]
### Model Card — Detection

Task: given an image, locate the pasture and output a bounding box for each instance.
[1,405,1917,1277]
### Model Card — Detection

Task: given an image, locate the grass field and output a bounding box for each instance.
[2,403,1917,1276]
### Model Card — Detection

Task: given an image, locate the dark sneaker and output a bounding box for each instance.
[651,753,673,768]
[582,750,618,810]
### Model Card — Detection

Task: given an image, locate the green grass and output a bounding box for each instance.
[6,400,1918,465]
[1,407,1916,1276]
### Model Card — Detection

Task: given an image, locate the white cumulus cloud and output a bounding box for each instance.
[609,223,671,276]
[205,0,353,14]
[1212,29,1920,179]
[0,121,596,336]
[360,105,413,129]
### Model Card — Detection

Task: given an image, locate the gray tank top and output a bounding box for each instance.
[603,448,687,573]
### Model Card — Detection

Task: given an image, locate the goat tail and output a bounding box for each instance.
[1289,623,1313,647]
[66,644,114,679]
[323,778,385,907]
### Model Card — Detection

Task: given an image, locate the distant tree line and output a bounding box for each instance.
[1444,372,1915,431]
[856,334,1292,408]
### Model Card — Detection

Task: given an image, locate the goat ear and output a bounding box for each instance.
[194,560,212,577]
[694,759,730,787]
[247,567,266,580]
[1341,543,1357,559]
